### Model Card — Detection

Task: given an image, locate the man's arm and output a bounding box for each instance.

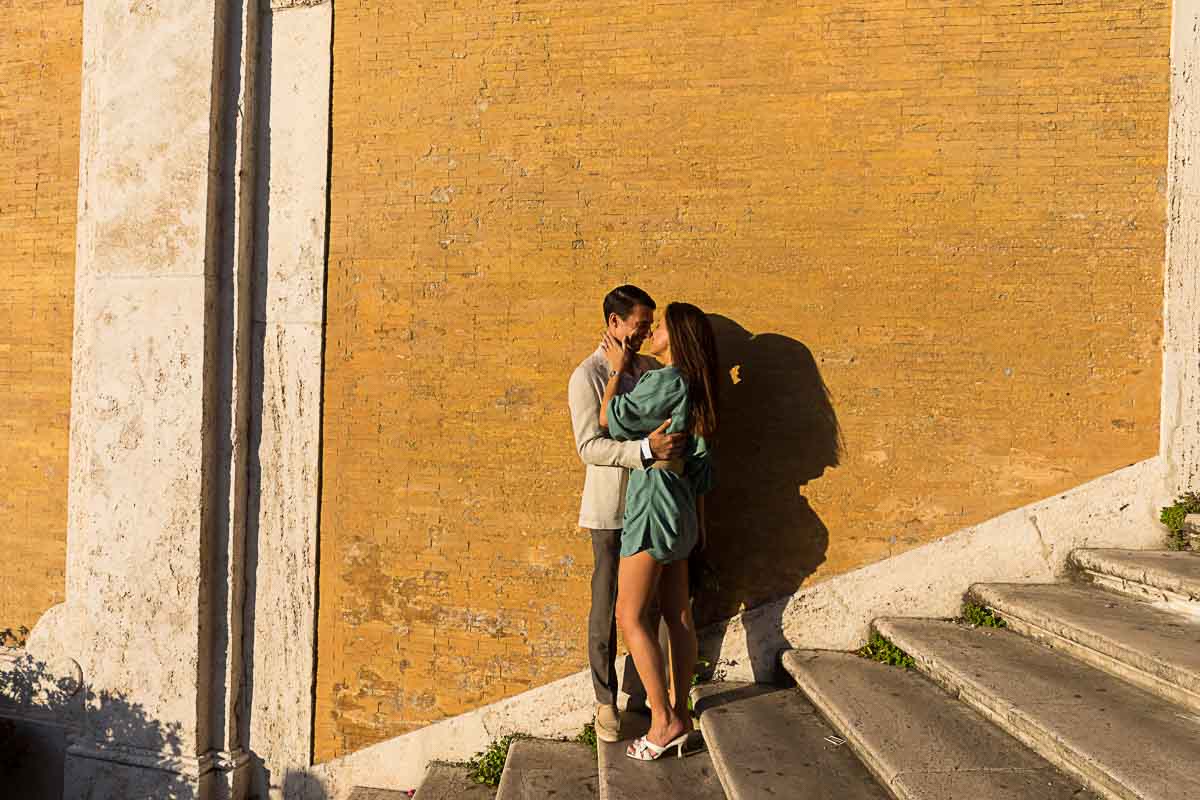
[569,368,645,470]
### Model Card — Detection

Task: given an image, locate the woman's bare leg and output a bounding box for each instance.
[659,558,698,731]
[615,551,685,746]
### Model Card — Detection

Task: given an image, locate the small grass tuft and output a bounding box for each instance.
[0,627,29,648]
[686,657,714,713]
[856,632,915,669]
[575,722,597,752]
[960,602,1007,629]
[466,734,522,787]
[1160,492,1200,551]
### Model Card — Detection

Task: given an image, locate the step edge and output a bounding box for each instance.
[595,736,612,800]
[969,586,1200,708]
[969,582,1200,670]
[411,762,483,800]
[787,650,1017,800]
[873,619,1143,800]
[782,651,907,794]
[1083,569,1195,604]
[1070,551,1200,599]
[494,764,516,800]
[692,685,773,800]
[982,602,1200,718]
[696,712,751,800]
[697,680,895,800]
[783,649,1101,800]
[496,738,597,800]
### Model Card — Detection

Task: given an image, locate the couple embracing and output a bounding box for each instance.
[568,285,719,762]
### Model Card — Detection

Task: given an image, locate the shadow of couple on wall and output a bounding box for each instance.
[691,315,842,682]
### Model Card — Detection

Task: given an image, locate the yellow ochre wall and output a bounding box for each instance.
[0,2,82,637]
[317,0,1169,759]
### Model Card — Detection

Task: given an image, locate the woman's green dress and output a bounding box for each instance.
[606,366,714,562]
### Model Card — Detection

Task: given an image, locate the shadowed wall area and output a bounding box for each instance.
[317,0,1169,759]
[0,2,83,635]
[694,315,841,625]
[0,651,190,799]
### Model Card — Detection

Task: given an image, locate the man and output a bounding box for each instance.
[568,285,687,743]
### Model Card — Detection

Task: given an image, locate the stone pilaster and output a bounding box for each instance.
[1163,0,1200,493]
[243,1,332,797]
[26,1,261,796]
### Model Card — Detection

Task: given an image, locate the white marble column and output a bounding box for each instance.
[27,1,261,797]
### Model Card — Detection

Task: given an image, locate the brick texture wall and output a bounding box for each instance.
[318,0,1170,759]
[0,1,82,637]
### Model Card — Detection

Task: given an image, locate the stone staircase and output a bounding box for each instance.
[393,548,1200,800]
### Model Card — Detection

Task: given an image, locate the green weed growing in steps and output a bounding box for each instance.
[856,632,915,669]
[960,602,1007,629]
[0,627,29,648]
[1160,492,1200,551]
[686,657,714,713]
[466,734,522,787]
[575,723,597,753]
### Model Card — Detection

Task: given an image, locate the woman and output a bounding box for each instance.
[598,301,718,761]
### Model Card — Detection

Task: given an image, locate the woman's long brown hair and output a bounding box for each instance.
[665,302,720,438]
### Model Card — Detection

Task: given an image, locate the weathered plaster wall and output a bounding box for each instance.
[317,0,1172,759]
[310,456,1166,794]
[0,1,83,635]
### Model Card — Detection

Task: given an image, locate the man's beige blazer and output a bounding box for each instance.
[568,347,657,530]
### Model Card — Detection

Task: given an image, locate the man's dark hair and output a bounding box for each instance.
[602,284,656,323]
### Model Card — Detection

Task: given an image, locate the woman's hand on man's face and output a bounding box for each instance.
[602,332,633,374]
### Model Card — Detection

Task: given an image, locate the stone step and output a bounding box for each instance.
[972,581,1200,715]
[597,710,725,800]
[876,617,1200,800]
[1071,549,1200,602]
[412,762,495,800]
[781,650,1096,800]
[496,738,598,799]
[691,681,890,800]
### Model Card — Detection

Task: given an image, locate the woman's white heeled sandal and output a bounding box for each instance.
[625,732,691,761]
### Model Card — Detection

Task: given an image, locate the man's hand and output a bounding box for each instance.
[648,418,687,461]
[601,332,634,375]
